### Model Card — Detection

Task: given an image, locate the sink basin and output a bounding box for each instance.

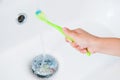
[0,0,120,80]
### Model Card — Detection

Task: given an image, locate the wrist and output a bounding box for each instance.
[93,37,103,53]
[89,36,102,53]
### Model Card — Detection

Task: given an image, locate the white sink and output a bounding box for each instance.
[0,0,120,80]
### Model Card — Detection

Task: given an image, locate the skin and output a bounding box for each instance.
[63,27,120,56]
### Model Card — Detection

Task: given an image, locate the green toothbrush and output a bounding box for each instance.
[35,10,91,56]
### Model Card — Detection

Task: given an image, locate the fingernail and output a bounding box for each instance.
[68,39,73,43]
[66,39,69,42]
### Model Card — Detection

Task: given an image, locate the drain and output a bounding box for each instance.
[17,13,26,24]
[31,54,58,78]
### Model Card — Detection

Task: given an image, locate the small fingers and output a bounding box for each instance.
[70,42,79,48]
[69,42,87,54]
[76,47,87,54]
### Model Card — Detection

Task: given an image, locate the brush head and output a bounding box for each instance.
[36,10,42,15]
[35,10,47,21]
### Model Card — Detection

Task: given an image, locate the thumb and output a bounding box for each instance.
[63,27,78,39]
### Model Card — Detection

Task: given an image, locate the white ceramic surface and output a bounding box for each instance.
[0,0,120,80]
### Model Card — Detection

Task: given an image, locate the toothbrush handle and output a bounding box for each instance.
[45,20,64,34]
[86,49,91,56]
[45,20,74,41]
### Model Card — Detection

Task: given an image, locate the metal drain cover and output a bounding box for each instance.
[31,54,58,78]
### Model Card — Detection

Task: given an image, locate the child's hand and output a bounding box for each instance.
[63,27,120,56]
[63,27,99,54]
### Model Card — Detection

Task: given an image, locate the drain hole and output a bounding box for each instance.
[17,13,26,24]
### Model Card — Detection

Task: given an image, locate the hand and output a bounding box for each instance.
[63,27,99,54]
